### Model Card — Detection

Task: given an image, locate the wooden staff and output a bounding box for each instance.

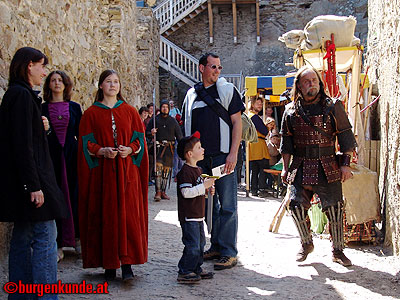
[152,88,157,175]
[269,187,291,233]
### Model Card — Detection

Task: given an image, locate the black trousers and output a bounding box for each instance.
[250,158,270,192]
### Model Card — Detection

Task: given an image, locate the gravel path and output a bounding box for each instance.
[2,182,399,299]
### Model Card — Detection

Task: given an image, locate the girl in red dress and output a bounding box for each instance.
[78,70,149,281]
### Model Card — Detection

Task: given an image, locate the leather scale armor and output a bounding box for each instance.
[288,114,341,185]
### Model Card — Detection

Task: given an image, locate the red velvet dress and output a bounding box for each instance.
[78,100,148,269]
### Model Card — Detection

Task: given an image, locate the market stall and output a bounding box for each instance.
[243,75,294,197]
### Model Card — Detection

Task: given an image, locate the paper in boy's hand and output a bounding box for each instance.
[212,164,228,178]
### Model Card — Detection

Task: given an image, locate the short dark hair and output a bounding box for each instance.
[147,103,154,109]
[139,106,149,114]
[9,47,48,85]
[94,69,125,102]
[178,137,200,160]
[184,137,200,158]
[199,53,219,66]
[43,70,73,102]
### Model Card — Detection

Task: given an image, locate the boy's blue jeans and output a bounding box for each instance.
[178,221,205,275]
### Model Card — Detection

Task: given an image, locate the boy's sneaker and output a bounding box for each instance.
[198,271,214,279]
[203,249,220,260]
[214,256,237,270]
[177,272,201,284]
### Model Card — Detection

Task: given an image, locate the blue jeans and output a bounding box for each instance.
[178,221,205,275]
[172,146,183,178]
[9,220,58,300]
[199,154,238,257]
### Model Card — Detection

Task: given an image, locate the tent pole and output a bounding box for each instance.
[245,95,250,197]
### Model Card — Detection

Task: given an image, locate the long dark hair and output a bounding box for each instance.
[94,69,125,102]
[291,65,328,103]
[9,47,48,85]
[43,70,73,102]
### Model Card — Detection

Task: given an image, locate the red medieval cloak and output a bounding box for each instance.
[78,100,148,269]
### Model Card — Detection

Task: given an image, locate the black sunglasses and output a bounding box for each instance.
[206,64,223,70]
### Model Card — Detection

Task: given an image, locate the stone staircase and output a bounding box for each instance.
[154,0,244,90]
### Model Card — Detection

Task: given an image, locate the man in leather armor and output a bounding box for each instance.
[146,100,183,201]
[280,66,357,266]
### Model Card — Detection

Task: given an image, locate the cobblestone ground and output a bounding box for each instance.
[1,182,400,299]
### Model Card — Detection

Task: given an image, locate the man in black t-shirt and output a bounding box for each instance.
[182,53,244,270]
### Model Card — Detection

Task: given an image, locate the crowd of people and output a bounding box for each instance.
[0,48,149,299]
[0,46,356,298]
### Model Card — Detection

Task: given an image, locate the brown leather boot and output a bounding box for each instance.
[154,191,162,201]
[332,249,352,267]
[161,192,170,200]
[296,243,314,262]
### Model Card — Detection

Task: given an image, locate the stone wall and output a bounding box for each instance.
[367,0,400,254]
[0,1,159,108]
[0,0,159,273]
[162,0,367,106]
[136,7,160,107]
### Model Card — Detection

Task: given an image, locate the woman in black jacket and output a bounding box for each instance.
[42,71,82,261]
[0,47,67,299]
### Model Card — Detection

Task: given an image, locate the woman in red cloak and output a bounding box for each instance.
[78,70,148,281]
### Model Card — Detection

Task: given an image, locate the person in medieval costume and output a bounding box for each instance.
[78,69,148,281]
[42,70,82,261]
[146,99,183,201]
[280,66,357,267]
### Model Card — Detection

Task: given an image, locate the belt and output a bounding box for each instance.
[294,146,335,159]
[156,140,175,146]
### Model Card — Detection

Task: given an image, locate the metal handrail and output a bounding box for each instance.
[160,36,200,83]
[160,37,244,88]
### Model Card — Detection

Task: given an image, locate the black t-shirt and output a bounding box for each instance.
[191,84,244,156]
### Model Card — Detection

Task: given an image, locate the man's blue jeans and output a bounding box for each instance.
[9,220,58,300]
[172,146,183,178]
[199,154,238,258]
[178,221,205,275]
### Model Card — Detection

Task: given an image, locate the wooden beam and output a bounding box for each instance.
[245,95,250,197]
[212,0,256,4]
[256,0,260,43]
[232,0,237,43]
[208,0,214,44]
